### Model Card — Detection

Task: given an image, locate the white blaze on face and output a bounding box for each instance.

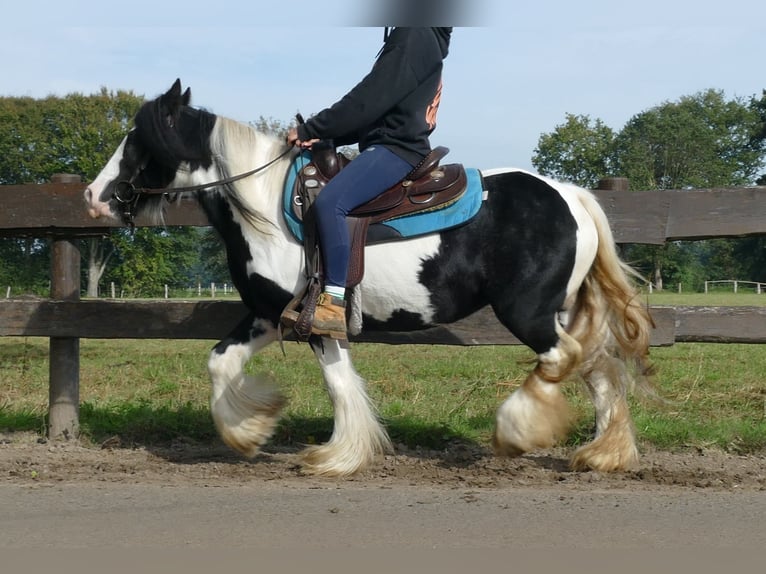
[83,136,128,220]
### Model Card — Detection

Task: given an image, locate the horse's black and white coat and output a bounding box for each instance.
[85,80,654,476]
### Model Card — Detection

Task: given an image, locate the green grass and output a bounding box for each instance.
[2,332,765,454]
[645,290,766,307]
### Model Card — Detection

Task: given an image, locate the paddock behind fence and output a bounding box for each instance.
[704,280,765,294]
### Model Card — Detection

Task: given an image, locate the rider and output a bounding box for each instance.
[286,27,452,339]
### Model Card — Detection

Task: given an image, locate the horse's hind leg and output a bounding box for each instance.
[492,320,579,457]
[301,338,393,477]
[570,352,639,471]
[208,314,285,458]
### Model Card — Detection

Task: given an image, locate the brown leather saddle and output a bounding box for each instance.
[281,143,467,341]
[290,144,467,287]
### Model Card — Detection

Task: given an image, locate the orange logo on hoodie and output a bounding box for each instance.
[425,80,442,130]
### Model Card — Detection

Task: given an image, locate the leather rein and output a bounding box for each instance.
[113,146,294,225]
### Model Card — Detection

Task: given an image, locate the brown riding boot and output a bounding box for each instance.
[312,293,347,339]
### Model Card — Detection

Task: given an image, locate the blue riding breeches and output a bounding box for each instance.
[313,145,413,288]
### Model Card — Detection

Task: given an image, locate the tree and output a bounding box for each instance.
[0,89,143,185]
[615,90,765,288]
[751,89,766,184]
[0,238,50,295]
[85,237,118,297]
[0,90,144,295]
[532,113,616,188]
[197,228,230,285]
[104,227,199,297]
[732,237,766,283]
[614,89,764,190]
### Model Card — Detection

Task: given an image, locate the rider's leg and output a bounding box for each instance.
[311,145,412,337]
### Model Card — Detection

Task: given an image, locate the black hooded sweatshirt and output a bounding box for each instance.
[296,27,452,166]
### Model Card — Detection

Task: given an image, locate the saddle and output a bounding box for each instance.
[281,142,468,341]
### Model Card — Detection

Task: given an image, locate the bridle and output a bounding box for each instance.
[113,146,294,226]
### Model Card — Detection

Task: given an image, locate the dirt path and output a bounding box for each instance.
[1,433,765,548]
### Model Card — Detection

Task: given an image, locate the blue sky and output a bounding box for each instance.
[2,1,764,171]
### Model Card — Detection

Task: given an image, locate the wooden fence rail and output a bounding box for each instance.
[2,178,766,243]
[1,175,765,439]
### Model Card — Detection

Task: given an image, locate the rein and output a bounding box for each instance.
[113,146,294,224]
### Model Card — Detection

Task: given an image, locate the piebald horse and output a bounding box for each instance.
[85,80,654,476]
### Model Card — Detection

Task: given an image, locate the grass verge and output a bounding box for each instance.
[1,336,764,454]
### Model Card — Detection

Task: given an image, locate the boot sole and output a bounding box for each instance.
[281,309,347,339]
[311,328,348,340]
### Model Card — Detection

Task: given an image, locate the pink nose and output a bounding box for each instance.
[84,187,113,219]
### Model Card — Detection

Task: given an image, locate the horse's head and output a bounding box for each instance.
[84,79,210,225]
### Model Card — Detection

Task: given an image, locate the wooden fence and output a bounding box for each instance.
[1,175,765,439]
[704,280,765,294]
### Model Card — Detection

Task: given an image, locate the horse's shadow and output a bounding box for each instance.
[73,404,573,472]
[137,415,497,469]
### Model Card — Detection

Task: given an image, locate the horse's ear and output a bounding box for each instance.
[168,79,182,99]
[160,79,185,129]
[182,87,191,106]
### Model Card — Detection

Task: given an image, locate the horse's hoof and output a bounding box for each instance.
[491,432,525,457]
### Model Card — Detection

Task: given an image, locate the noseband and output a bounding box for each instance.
[112,180,147,226]
[113,147,293,226]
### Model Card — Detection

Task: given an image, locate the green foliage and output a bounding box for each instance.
[196,228,230,285]
[532,113,617,188]
[250,115,293,138]
[104,227,201,297]
[533,89,765,192]
[614,89,764,190]
[749,89,766,183]
[623,238,756,292]
[733,237,766,283]
[0,238,50,295]
[0,88,144,184]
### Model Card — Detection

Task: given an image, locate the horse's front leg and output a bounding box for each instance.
[301,338,393,477]
[208,314,285,458]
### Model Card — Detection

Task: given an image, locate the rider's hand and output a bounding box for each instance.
[286,127,319,149]
[286,127,299,146]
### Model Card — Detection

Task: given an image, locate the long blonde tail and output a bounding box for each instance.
[574,190,655,383]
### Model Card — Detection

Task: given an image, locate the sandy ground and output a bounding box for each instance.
[1,432,765,549]
[2,431,764,490]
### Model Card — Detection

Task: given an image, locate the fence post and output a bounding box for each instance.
[48,174,81,440]
[595,177,629,192]
[594,178,630,261]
